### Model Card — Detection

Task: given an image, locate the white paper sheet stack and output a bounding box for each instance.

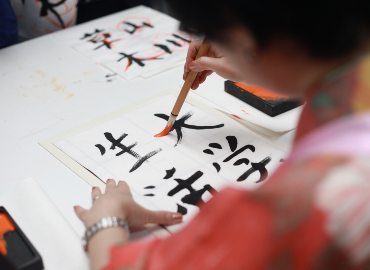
[53,6,195,80]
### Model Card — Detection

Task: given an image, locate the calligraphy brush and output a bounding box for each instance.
[154,38,211,137]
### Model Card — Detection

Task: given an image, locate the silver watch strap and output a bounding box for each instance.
[82,217,130,250]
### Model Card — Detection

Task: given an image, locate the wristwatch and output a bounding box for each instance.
[82,216,130,251]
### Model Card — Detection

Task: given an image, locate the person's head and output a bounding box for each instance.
[167,0,370,95]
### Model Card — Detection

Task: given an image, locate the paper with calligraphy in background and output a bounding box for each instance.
[53,6,196,80]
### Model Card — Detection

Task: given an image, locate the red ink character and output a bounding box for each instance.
[88,32,123,50]
[117,52,163,71]
[80,29,104,40]
[117,17,153,35]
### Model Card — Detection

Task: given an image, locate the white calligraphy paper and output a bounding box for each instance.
[52,94,287,232]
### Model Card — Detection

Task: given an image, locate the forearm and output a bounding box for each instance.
[88,227,129,270]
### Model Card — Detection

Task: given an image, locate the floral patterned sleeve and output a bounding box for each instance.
[102,155,370,270]
[101,187,276,270]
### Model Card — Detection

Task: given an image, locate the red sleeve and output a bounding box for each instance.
[101,188,278,270]
[102,156,359,270]
[101,238,161,270]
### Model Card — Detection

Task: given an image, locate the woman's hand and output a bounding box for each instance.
[74,179,183,232]
[184,39,247,90]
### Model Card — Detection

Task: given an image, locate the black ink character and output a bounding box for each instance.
[167,171,217,206]
[96,132,162,173]
[237,157,271,183]
[38,0,67,28]
[155,34,192,54]
[172,34,191,43]
[145,168,217,215]
[117,52,162,71]
[123,21,153,35]
[80,29,104,40]
[154,112,224,146]
[203,136,271,183]
[154,44,172,54]
[163,167,176,179]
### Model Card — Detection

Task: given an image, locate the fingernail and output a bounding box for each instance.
[73,206,78,211]
[189,61,196,70]
[92,186,96,190]
[172,213,182,220]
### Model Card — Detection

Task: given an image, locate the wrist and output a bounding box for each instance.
[84,211,127,229]
[83,217,130,251]
[87,226,128,251]
[86,223,129,270]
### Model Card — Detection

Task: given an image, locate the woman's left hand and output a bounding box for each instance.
[74,178,183,232]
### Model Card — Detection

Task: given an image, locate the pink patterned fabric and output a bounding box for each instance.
[101,53,370,270]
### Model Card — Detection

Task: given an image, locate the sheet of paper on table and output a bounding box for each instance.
[193,74,304,136]
[41,90,287,233]
[53,6,196,80]
[0,178,89,270]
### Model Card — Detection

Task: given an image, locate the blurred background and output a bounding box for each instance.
[76,0,169,24]
[1,0,171,48]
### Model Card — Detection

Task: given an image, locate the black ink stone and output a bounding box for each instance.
[225,80,301,117]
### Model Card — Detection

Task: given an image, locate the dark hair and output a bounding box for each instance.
[166,0,370,59]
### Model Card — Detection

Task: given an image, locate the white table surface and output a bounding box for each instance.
[0,7,295,244]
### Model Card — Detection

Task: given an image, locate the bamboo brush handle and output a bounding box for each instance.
[171,38,211,116]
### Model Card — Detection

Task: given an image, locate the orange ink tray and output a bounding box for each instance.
[0,207,43,270]
[225,80,301,117]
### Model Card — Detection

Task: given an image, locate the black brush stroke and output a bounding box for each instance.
[164,167,176,179]
[203,149,214,155]
[154,112,224,146]
[223,145,255,162]
[209,143,222,149]
[233,158,249,166]
[177,204,187,215]
[95,144,106,155]
[226,136,238,152]
[237,157,271,182]
[129,148,162,173]
[212,162,221,172]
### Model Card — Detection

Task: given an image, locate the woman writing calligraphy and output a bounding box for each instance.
[74,1,370,269]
